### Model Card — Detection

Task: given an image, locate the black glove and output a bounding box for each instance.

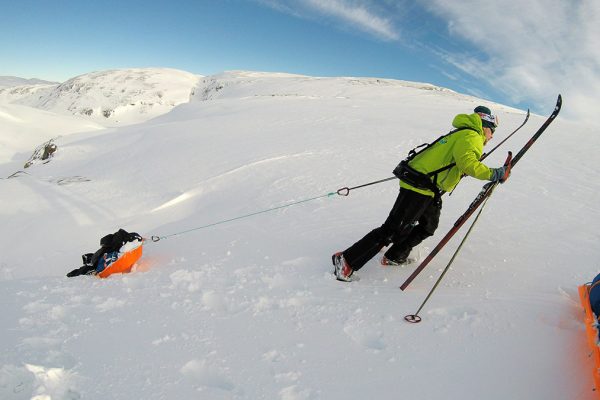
[490,166,509,183]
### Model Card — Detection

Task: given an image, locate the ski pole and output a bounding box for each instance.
[404,194,494,323]
[400,150,513,291]
[400,94,561,291]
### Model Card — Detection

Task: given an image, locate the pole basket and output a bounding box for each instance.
[404,314,422,323]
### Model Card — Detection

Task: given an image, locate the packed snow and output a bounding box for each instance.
[1,69,599,399]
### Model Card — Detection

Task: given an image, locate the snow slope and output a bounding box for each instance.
[1,70,599,400]
[0,103,104,165]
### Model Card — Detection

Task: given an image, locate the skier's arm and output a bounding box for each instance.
[453,133,492,180]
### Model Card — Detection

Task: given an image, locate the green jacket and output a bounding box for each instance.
[400,113,493,197]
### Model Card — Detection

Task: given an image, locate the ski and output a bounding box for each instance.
[400,95,562,291]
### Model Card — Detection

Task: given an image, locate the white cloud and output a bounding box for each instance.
[258,0,599,124]
[304,0,399,41]
[259,0,400,41]
[423,0,600,124]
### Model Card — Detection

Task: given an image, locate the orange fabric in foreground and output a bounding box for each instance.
[578,284,600,397]
[97,245,143,278]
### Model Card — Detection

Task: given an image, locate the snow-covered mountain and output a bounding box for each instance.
[0,68,201,127]
[191,70,456,102]
[0,70,598,400]
[0,68,202,165]
[0,76,57,88]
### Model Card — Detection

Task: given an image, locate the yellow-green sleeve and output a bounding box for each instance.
[452,132,492,180]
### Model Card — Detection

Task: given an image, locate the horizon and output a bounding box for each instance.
[1,0,598,124]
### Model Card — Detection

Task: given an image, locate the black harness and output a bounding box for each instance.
[392,128,477,200]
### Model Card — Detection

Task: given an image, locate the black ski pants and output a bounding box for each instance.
[342,188,441,271]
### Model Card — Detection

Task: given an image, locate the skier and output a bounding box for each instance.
[332,106,508,282]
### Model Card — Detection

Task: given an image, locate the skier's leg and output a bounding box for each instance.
[343,188,430,271]
[385,198,441,261]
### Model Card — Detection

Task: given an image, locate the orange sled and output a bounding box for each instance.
[97,244,143,278]
[578,284,600,395]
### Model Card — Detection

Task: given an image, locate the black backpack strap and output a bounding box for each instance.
[414,127,479,177]
[393,127,479,197]
[405,128,463,162]
[393,160,442,197]
[427,163,455,177]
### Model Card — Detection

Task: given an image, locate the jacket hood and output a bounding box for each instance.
[452,113,484,135]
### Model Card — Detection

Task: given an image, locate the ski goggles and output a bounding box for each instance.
[477,112,499,132]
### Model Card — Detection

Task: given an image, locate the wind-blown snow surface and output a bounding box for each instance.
[1,70,599,399]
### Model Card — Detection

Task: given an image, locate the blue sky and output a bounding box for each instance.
[1,0,598,123]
